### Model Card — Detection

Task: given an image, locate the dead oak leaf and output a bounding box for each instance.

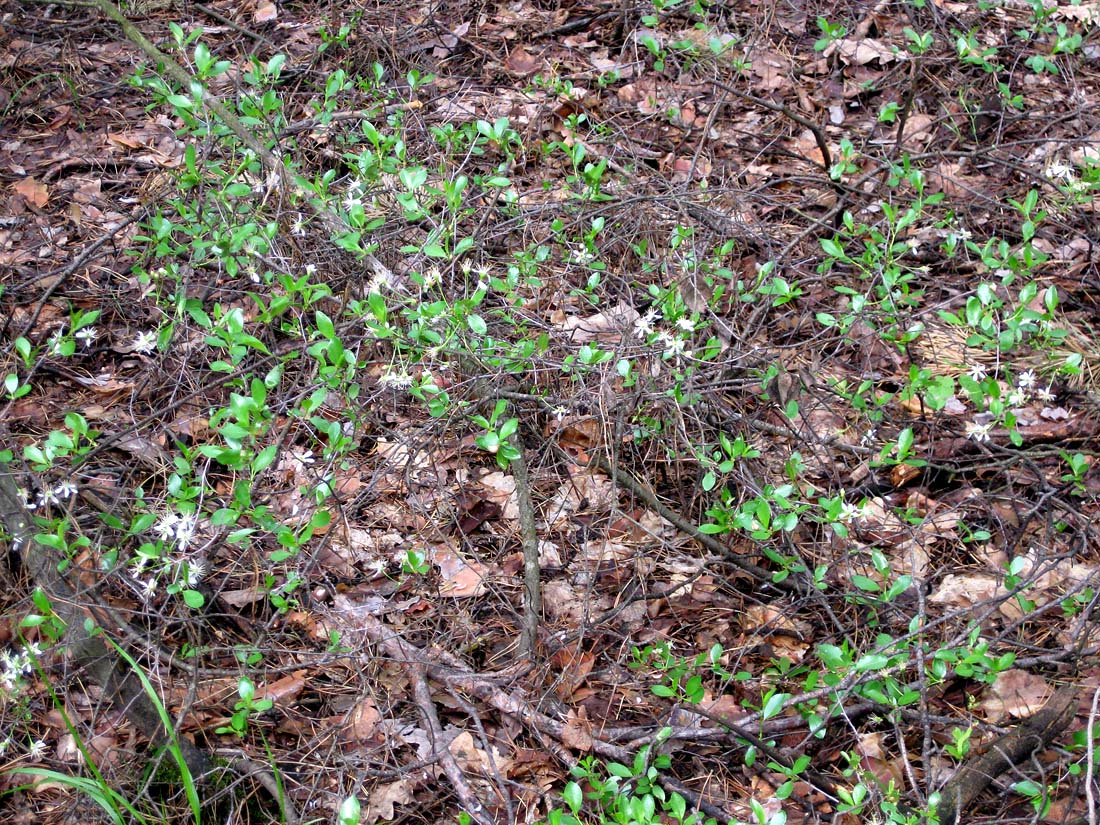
[364,779,414,823]
[981,669,1053,723]
[13,177,48,207]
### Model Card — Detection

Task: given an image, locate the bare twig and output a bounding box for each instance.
[510,439,542,657]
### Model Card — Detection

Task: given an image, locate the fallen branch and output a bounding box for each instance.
[934,686,1078,825]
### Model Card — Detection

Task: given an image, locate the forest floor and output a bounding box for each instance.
[2,1,1100,824]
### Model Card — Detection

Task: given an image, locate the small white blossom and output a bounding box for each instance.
[290,214,306,236]
[74,327,98,348]
[53,481,78,500]
[26,739,47,760]
[47,330,65,356]
[378,367,413,388]
[968,363,988,382]
[368,270,390,295]
[132,330,157,354]
[1046,160,1075,181]
[140,578,158,601]
[1017,369,1037,390]
[305,264,316,277]
[422,267,442,289]
[174,515,198,551]
[37,488,59,507]
[552,406,568,421]
[675,317,695,334]
[1036,385,1056,403]
[633,309,658,339]
[182,559,206,587]
[1006,390,1027,407]
[965,420,993,443]
[154,512,180,542]
[837,500,862,524]
[658,332,686,359]
[460,259,473,275]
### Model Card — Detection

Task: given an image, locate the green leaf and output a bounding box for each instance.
[820,237,845,259]
[182,589,205,609]
[562,782,583,813]
[761,692,790,720]
[855,653,890,671]
[851,574,881,592]
[252,444,278,473]
[468,314,487,335]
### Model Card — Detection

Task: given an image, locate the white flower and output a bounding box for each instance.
[154,512,180,542]
[460,259,473,275]
[422,267,442,289]
[378,368,413,388]
[37,488,59,507]
[1006,390,1027,407]
[675,317,695,334]
[296,449,315,465]
[140,578,158,601]
[659,333,686,359]
[633,310,658,339]
[26,739,47,760]
[305,264,316,276]
[368,270,390,294]
[174,515,198,551]
[47,330,65,356]
[837,500,862,524]
[1017,369,1037,390]
[182,559,206,586]
[1036,385,1056,403]
[1046,160,1075,181]
[965,420,993,443]
[290,214,306,236]
[74,327,98,348]
[52,481,78,499]
[132,330,157,353]
[967,363,988,382]
[343,191,362,211]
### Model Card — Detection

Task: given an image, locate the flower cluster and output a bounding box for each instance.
[24,480,78,510]
[633,307,697,361]
[153,510,199,552]
[964,367,1056,443]
[0,643,39,699]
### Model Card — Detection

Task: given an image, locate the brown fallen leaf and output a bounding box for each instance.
[981,669,1053,723]
[13,177,48,207]
[364,779,414,823]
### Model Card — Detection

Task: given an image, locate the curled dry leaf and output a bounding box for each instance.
[929,573,1001,607]
[823,38,904,66]
[364,779,415,824]
[981,669,1053,723]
